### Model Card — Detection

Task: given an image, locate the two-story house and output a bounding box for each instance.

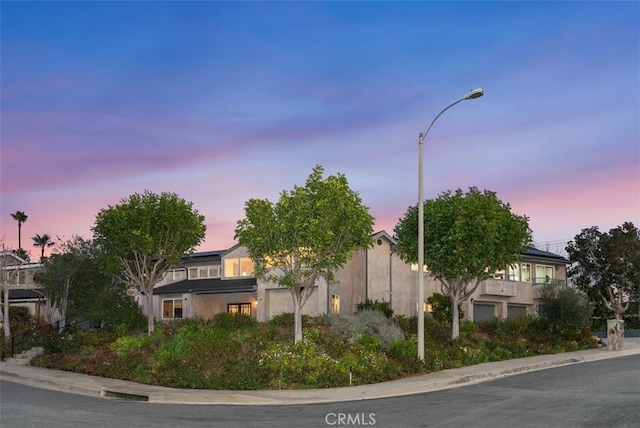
[152,246,258,320]
[151,231,571,324]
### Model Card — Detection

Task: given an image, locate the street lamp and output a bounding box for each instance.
[417,88,484,360]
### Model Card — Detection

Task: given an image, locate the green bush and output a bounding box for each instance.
[9,306,31,323]
[101,294,147,332]
[356,299,394,318]
[494,315,537,339]
[393,315,417,336]
[212,312,256,330]
[427,293,463,324]
[537,285,594,337]
[110,333,152,358]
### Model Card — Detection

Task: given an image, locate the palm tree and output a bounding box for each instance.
[10,211,28,252]
[32,233,54,260]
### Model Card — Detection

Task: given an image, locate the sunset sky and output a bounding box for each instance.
[1,1,638,259]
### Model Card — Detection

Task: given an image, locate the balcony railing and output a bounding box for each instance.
[532,277,566,287]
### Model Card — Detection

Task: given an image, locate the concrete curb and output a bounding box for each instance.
[2,340,639,405]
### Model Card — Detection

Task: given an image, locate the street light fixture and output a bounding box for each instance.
[417,88,484,360]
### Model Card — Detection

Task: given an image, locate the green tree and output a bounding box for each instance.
[36,236,144,332]
[32,233,55,261]
[566,222,640,325]
[10,211,28,258]
[537,284,593,337]
[92,190,206,334]
[35,236,91,332]
[394,187,531,339]
[235,165,374,343]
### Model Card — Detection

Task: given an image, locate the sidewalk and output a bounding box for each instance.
[2,339,639,406]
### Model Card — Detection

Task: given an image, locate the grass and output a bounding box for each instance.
[29,312,598,390]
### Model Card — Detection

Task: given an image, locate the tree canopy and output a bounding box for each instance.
[92,190,206,334]
[235,165,374,343]
[36,236,146,332]
[394,187,532,338]
[566,222,640,324]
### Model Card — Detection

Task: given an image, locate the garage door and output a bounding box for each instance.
[507,305,527,318]
[473,303,495,322]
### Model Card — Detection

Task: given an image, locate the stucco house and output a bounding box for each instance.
[151,231,571,323]
[152,246,258,321]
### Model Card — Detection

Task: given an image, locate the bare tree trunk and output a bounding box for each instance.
[293,296,302,344]
[43,300,57,325]
[290,284,316,344]
[451,295,460,339]
[146,292,154,335]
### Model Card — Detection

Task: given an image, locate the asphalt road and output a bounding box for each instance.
[1,355,639,428]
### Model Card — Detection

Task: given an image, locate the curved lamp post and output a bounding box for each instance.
[417,88,484,360]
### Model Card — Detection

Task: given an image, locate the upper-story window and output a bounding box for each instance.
[491,264,526,281]
[507,264,520,281]
[534,265,554,284]
[223,257,253,278]
[521,263,531,282]
[188,265,220,279]
[167,269,187,281]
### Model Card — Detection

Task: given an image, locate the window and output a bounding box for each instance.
[170,269,186,281]
[493,269,506,280]
[507,265,520,281]
[228,303,251,316]
[224,258,254,278]
[535,265,554,284]
[521,263,531,282]
[162,299,183,319]
[188,265,220,279]
[331,295,340,314]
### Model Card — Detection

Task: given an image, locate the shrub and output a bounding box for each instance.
[394,315,417,336]
[268,312,311,327]
[537,285,594,337]
[259,338,342,388]
[212,312,256,330]
[110,333,152,358]
[427,293,463,324]
[329,310,404,351]
[458,320,478,340]
[9,306,31,323]
[356,299,394,318]
[494,315,537,339]
[101,294,147,332]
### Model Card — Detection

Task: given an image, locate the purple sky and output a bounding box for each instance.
[1,1,638,258]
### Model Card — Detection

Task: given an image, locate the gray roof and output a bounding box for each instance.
[154,277,257,295]
[179,250,226,265]
[524,248,571,264]
[9,288,45,301]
